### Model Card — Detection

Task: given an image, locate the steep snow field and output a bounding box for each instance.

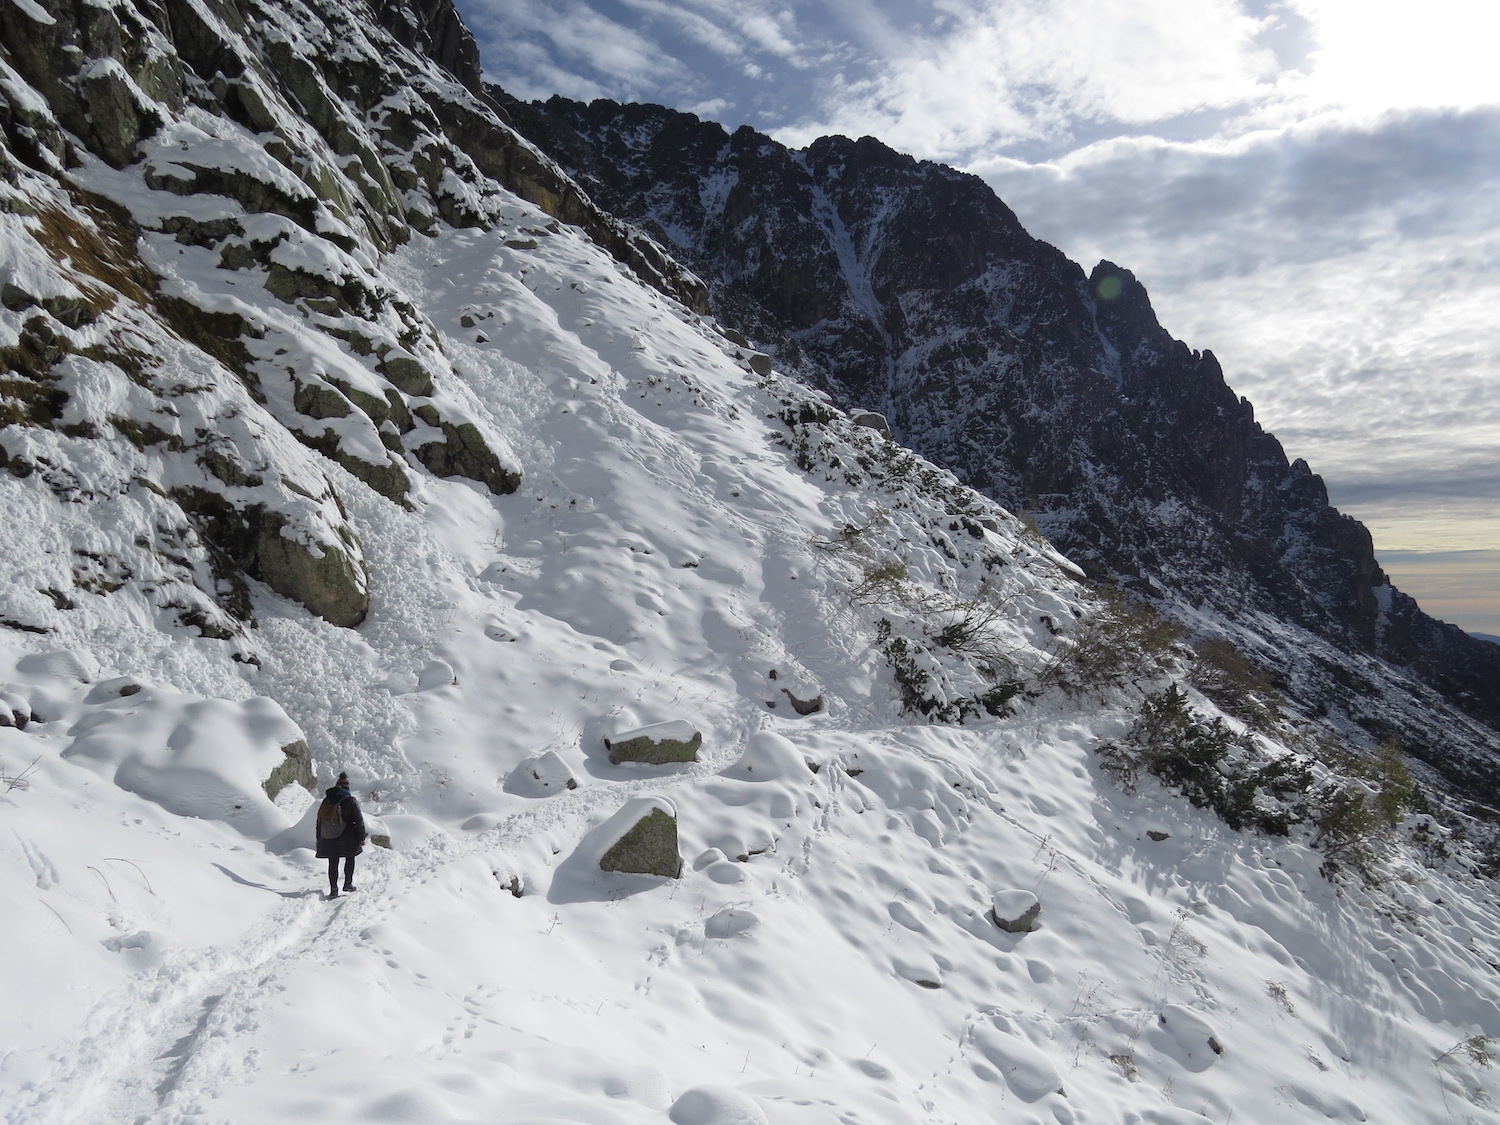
[5,195,1500,1125]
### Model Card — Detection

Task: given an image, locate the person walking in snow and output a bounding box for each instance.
[316,771,367,900]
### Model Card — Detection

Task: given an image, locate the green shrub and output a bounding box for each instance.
[875,619,1022,723]
[1437,1035,1496,1068]
[1309,738,1416,878]
[1101,686,1307,835]
[1045,587,1184,691]
[850,557,910,606]
[1104,693,1443,882]
[1189,638,1282,726]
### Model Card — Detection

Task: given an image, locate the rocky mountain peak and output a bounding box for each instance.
[375,0,484,95]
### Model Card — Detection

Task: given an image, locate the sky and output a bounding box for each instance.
[455,0,1499,635]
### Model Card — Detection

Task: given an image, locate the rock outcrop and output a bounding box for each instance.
[0,0,539,631]
[0,0,720,641]
[264,739,316,799]
[991,890,1041,934]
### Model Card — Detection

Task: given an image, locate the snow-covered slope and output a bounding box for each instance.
[3,0,1500,1122]
[500,97,1500,802]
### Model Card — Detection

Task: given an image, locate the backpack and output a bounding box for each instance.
[318,798,346,839]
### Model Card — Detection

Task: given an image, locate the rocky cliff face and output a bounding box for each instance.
[502,95,1500,794]
[0,0,705,637]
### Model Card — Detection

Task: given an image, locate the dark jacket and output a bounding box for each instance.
[314,786,366,858]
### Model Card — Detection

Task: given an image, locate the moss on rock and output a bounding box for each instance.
[173,486,368,627]
[255,518,368,627]
[606,723,702,765]
[292,380,353,420]
[375,352,433,396]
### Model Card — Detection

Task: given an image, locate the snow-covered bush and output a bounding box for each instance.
[1101,690,1437,881]
[1309,739,1418,879]
[782,412,1043,722]
[875,619,1023,723]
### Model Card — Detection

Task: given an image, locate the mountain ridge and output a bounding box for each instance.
[495,92,1500,796]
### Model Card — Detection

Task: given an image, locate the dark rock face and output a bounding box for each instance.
[375,0,485,95]
[504,95,1500,789]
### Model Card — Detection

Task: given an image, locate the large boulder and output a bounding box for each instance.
[412,419,521,495]
[722,731,808,782]
[598,798,682,878]
[255,520,369,628]
[605,720,702,765]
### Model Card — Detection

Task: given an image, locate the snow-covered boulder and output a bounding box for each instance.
[704,905,760,940]
[605,720,702,765]
[504,750,577,797]
[61,688,303,838]
[779,686,823,715]
[17,649,96,684]
[1156,1004,1224,1068]
[0,691,33,729]
[417,659,456,691]
[971,1023,1064,1102]
[990,889,1041,933]
[597,797,682,878]
[722,731,808,782]
[669,1085,769,1125]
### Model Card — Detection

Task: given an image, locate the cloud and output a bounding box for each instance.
[771,0,1287,157]
[619,0,752,62]
[972,107,1500,263]
[466,0,1297,152]
[1377,550,1500,635]
[461,0,837,116]
[461,0,698,103]
[1289,0,1500,113]
[969,108,1500,524]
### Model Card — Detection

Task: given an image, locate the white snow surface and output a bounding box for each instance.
[4,182,1500,1125]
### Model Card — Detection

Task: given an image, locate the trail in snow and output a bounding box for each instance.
[11,742,744,1125]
